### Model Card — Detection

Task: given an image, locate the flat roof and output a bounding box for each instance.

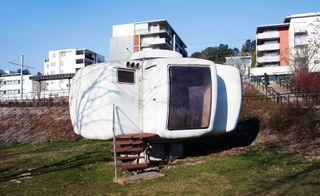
[225,56,251,59]
[30,73,75,81]
[47,48,104,56]
[284,12,320,23]
[0,73,32,77]
[256,23,289,33]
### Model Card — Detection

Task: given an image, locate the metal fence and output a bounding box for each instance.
[248,75,320,105]
[0,90,69,106]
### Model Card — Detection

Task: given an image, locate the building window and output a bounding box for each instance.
[76,59,84,64]
[76,50,84,55]
[61,52,66,57]
[3,80,21,85]
[168,66,212,130]
[47,64,49,68]
[51,62,55,67]
[52,53,56,58]
[5,89,20,94]
[117,69,135,84]
[61,61,64,66]
[264,29,277,32]
[264,40,278,44]
[314,60,320,65]
[294,32,308,46]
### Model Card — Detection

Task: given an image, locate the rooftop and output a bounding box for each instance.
[256,23,289,33]
[284,12,320,23]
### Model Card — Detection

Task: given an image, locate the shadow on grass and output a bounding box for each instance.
[184,118,260,157]
[253,162,320,194]
[0,150,111,182]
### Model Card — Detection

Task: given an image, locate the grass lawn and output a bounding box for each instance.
[0,139,319,195]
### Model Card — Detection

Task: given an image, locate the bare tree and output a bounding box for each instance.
[32,81,48,98]
[225,55,251,80]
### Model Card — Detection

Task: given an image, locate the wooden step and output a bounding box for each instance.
[114,140,143,146]
[114,156,145,161]
[113,147,144,153]
[116,133,158,139]
[121,163,148,170]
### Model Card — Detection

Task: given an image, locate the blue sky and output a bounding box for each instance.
[0,0,319,73]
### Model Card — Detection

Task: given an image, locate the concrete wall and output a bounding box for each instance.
[109,36,134,61]
[279,28,289,66]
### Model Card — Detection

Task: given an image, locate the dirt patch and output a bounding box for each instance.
[0,106,78,146]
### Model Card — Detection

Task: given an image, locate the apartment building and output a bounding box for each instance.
[256,12,320,72]
[109,19,187,61]
[0,70,33,99]
[225,56,251,79]
[44,48,105,91]
[256,23,289,67]
[284,12,320,71]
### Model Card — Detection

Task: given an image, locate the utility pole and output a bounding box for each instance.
[20,54,24,99]
[173,34,176,51]
[8,54,34,100]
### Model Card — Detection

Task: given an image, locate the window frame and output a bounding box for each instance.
[167,65,212,131]
[116,68,135,84]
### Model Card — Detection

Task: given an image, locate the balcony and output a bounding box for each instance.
[257,43,280,51]
[257,55,280,63]
[141,38,167,47]
[257,31,279,39]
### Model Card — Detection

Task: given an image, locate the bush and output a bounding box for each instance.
[269,105,319,136]
[294,72,320,93]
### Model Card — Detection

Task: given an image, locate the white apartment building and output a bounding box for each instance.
[0,71,33,99]
[44,48,105,91]
[284,12,320,71]
[110,19,187,61]
[225,56,251,79]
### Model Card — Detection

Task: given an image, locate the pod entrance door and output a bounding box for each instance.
[168,66,212,130]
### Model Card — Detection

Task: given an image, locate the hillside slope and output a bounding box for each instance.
[0,106,77,145]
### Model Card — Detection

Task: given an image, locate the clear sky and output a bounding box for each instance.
[0,0,319,73]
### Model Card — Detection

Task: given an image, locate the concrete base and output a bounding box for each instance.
[113,172,165,185]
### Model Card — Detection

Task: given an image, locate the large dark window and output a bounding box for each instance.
[168,66,212,130]
[117,69,135,84]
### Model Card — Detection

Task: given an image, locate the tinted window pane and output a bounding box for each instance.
[117,70,134,83]
[168,66,211,130]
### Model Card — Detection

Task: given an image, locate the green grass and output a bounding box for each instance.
[0,140,319,195]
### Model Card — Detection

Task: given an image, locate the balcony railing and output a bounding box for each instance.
[257,55,280,63]
[141,38,167,47]
[257,31,280,39]
[257,43,280,51]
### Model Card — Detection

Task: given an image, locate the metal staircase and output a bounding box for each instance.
[111,133,158,171]
[251,74,320,105]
